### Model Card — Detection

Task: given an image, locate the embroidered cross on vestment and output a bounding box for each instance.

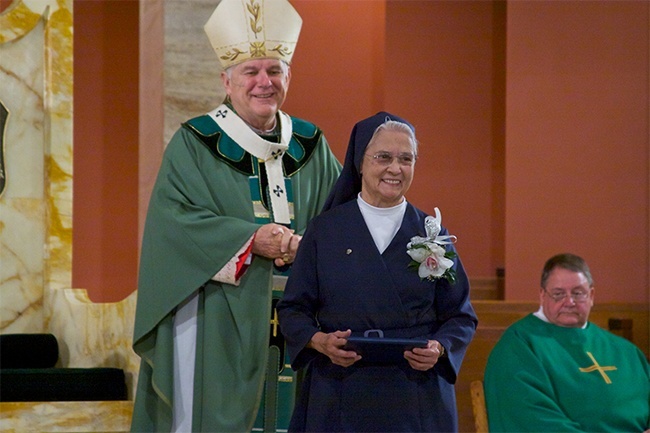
[270,308,280,337]
[579,351,617,384]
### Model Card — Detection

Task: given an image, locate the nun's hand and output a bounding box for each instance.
[308,329,361,368]
[404,340,444,371]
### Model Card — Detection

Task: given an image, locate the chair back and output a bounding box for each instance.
[470,380,489,433]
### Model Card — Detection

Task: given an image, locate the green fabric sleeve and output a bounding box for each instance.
[133,127,261,349]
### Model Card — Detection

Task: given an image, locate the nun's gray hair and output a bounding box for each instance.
[368,119,419,155]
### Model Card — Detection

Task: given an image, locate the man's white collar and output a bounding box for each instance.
[534,306,588,329]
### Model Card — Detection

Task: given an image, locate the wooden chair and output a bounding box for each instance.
[470,380,489,433]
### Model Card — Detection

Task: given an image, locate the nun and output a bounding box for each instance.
[277,112,478,432]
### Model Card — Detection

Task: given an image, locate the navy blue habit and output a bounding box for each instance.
[277,112,477,432]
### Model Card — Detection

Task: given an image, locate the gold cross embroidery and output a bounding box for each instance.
[579,351,617,384]
[270,308,280,337]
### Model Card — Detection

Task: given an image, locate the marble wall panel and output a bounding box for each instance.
[0,1,48,333]
[0,0,73,334]
[41,0,73,297]
[0,401,133,433]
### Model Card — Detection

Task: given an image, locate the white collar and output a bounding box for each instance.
[534,306,588,329]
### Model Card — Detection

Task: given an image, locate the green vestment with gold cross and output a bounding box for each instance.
[484,314,650,432]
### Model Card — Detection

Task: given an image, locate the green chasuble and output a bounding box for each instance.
[131,111,341,432]
[484,314,650,433]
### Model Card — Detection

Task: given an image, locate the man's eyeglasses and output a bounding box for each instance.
[367,151,417,167]
[543,288,591,303]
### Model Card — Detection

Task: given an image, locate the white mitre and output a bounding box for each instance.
[204,0,303,69]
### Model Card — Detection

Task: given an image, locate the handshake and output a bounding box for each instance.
[252,223,302,266]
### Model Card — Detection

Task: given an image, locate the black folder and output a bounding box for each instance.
[343,334,429,364]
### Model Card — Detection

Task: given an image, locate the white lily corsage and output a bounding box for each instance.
[407,207,458,283]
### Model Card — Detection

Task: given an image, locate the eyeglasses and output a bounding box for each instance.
[367,151,417,167]
[543,288,591,303]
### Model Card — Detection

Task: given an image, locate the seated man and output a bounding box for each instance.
[484,253,649,432]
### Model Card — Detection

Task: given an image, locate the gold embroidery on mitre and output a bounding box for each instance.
[247,0,262,37]
[247,0,265,58]
[221,48,247,63]
[578,351,617,384]
[270,44,293,58]
[250,41,266,58]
